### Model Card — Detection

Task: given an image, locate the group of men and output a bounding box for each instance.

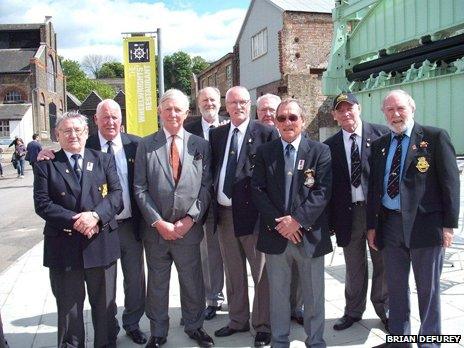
[32,85,458,348]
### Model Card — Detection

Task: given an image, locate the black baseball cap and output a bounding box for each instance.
[333,92,359,109]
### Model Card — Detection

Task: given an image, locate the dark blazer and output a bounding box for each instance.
[26,140,42,164]
[86,133,142,237]
[367,122,460,249]
[324,122,389,247]
[210,120,279,237]
[34,148,123,269]
[251,136,333,258]
[184,116,228,139]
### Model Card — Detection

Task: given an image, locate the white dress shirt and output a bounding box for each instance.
[98,132,132,219]
[341,122,365,202]
[217,118,250,206]
[64,149,85,170]
[201,117,219,141]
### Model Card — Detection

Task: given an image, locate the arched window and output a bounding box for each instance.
[4,91,21,102]
[47,55,56,92]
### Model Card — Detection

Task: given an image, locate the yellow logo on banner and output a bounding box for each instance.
[123,36,158,136]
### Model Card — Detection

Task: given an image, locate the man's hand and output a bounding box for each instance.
[72,212,99,237]
[86,225,100,239]
[367,229,378,251]
[443,228,454,248]
[37,149,56,161]
[174,216,194,237]
[153,220,183,240]
[275,215,302,243]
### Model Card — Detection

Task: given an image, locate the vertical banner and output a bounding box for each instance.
[123,36,158,136]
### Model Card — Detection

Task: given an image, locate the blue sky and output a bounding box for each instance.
[0,0,251,63]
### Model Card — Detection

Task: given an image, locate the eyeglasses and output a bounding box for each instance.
[276,115,299,122]
[60,128,86,137]
[227,100,250,107]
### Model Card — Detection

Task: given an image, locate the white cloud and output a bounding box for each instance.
[0,0,246,63]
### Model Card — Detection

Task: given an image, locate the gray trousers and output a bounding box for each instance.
[217,205,270,333]
[143,237,205,337]
[343,205,388,320]
[200,210,225,307]
[118,219,146,331]
[382,210,443,348]
[49,262,119,348]
[0,312,8,348]
[266,243,326,348]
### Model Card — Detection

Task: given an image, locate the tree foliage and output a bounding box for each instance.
[98,62,124,78]
[62,59,115,101]
[163,51,210,95]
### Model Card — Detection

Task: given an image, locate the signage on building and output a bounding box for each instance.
[123,36,158,136]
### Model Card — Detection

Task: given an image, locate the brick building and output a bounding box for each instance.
[191,52,236,116]
[0,17,66,143]
[235,0,337,140]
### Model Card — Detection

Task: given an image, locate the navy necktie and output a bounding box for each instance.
[71,153,82,184]
[223,128,239,198]
[387,134,405,198]
[106,140,114,156]
[350,134,361,188]
[284,143,295,212]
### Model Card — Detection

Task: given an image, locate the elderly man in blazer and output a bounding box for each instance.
[367,90,459,347]
[252,98,332,348]
[134,89,214,348]
[33,111,123,348]
[324,93,389,331]
[86,99,147,344]
[210,86,278,347]
[185,87,227,320]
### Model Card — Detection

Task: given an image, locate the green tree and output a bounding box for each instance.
[98,62,124,78]
[62,59,115,100]
[163,51,210,95]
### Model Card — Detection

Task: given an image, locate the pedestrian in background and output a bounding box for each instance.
[14,138,27,178]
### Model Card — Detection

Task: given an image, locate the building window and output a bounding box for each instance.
[0,120,10,137]
[4,91,21,103]
[208,74,216,87]
[251,28,268,60]
[47,55,56,92]
[226,64,233,88]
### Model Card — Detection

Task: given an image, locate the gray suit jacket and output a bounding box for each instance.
[134,129,212,245]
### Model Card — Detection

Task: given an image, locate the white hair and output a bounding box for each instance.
[257,93,281,107]
[55,111,88,128]
[381,89,416,112]
[96,99,122,118]
[159,88,189,111]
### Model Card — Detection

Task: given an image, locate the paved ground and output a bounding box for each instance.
[1,164,464,347]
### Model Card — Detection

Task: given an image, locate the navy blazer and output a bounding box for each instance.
[184,115,228,139]
[26,140,42,164]
[210,120,279,236]
[324,122,388,247]
[34,148,123,269]
[86,133,142,238]
[251,135,333,258]
[367,122,460,249]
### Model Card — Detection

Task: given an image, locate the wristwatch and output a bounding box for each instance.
[91,211,100,221]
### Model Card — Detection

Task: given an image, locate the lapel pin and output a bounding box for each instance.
[412,144,417,150]
[86,162,94,171]
[65,169,70,173]
[304,169,315,188]
[366,138,371,147]
[419,141,428,148]
[297,159,305,170]
[381,148,386,156]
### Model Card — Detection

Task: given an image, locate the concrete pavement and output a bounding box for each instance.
[1,163,464,347]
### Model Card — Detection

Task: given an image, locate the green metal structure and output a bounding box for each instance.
[323,0,464,153]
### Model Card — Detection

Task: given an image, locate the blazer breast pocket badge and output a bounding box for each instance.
[98,183,108,197]
[304,169,315,188]
[416,156,430,173]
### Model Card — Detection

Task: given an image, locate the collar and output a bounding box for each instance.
[163,127,185,140]
[230,117,250,135]
[64,149,85,162]
[281,133,302,152]
[201,116,219,130]
[98,131,122,147]
[342,121,363,142]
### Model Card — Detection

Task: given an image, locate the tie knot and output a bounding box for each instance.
[232,128,239,135]
[350,133,357,141]
[106,140,113,146]
[286,143,294,153]
[71,154,81,161]
[209,124,216,129]
[394,134,405,142]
